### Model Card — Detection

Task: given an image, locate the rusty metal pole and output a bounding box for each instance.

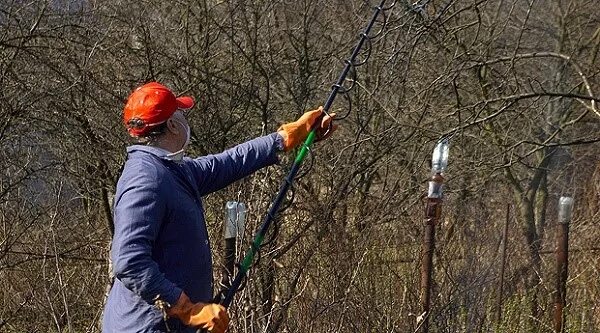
[419,139,449,332]
[554,196,573,333]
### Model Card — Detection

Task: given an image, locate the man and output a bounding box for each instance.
[102,82,334,333]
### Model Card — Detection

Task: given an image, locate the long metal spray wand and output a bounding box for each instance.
[219,0,392,308]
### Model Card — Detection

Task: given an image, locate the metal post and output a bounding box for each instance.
[554,196,573,333]
[218,201,246,300]
[419,139,449,332]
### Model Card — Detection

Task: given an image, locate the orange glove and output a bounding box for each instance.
[167,292,229,333]
[277,107,337,152]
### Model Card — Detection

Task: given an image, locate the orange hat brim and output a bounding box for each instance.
[176,96,195,109]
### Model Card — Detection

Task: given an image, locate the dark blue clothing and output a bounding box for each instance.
[102,133,282,333]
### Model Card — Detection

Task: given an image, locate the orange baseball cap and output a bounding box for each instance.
[123,82,195,137]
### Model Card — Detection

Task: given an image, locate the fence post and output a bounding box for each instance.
[554,196,573,333]
[219,201,247,299]
[419,139,449,332]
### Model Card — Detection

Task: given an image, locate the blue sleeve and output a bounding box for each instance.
[111,161,182,305]
[190,132,283,196]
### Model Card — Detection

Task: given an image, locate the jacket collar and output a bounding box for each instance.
[127,145,183,162]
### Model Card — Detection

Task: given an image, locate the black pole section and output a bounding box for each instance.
[322,1,385,113]
[219,0,390,309]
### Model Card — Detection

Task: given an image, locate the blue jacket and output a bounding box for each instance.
[102,133,283,333]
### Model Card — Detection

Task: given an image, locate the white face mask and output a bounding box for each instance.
[166,119,191,162]
[179,119,191,149]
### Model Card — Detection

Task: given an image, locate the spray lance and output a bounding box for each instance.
[214,0,398,313]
